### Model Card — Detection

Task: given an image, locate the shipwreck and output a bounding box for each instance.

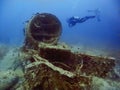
[16,13,116,90]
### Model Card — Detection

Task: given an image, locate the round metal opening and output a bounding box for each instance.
[29,13,62,44]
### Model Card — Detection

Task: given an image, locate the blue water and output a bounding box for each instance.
[0,0,120,57]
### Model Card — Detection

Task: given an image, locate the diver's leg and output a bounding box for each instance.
[86,16,100,21]
[85,16,96,19]
[78,16,96,23]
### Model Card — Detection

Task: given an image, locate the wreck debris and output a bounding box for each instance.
[19,13,116,90]
[78,53,115,78]
[20,44,115,90]
[25,54,75,78]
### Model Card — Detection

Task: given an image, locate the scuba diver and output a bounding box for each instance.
[67,9,100,27]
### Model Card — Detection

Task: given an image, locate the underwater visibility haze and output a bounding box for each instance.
[0,0,120,57]
[0,0,120,90]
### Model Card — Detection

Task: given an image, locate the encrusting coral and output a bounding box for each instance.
[18,43,115,90]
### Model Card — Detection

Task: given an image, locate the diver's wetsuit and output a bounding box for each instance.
[67,16,96,27]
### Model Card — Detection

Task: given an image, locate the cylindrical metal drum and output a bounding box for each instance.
[24,13,62,49]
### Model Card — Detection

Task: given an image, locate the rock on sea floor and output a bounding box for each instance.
[0,46,24,90]
[0,70,19,90]
[92,76,120,90]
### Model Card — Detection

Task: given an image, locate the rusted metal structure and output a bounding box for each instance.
[24,13,62,49]
[20,13,116,90]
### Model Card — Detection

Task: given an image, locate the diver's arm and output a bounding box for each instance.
[67,16,79,27]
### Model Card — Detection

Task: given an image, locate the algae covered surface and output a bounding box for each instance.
[0,43,120,90]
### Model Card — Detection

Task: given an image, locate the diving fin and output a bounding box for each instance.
[88,8,101,22]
